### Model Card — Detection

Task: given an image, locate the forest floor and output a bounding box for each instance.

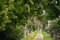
[33,30,44,40]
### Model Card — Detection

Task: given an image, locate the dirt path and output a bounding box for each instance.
[33,30,44,40]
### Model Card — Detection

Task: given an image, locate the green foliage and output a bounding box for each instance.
[42,0,60,30]
[21,30,37,40]
[42,31,53,40]
[41,0,60,20]
[27,24,37,31]
[0,0,60,40]
[49,18,60,33]
[5,25,24,40]
[0,0,43,40]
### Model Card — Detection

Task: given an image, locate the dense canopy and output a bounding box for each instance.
[0,0,60,40]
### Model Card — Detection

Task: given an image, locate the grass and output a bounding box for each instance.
[21,30,37,40]
[21,30,53,40]
[42,31,54,40]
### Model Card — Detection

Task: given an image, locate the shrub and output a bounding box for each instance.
[21,30,37,40]
[42,31,53,40]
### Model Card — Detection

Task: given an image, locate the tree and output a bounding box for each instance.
[42,0,60,20]
[0,0,44,40]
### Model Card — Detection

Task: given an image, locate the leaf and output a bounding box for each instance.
[29,0,34,5]
[55,5,60,11]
